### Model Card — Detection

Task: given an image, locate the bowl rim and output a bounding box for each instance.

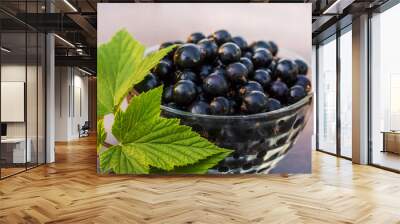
[161,93,313,120]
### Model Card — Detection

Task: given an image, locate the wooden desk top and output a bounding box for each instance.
[381,131,400,134]
[1,138,30,143]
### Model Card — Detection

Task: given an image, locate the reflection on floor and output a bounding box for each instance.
[1,167,25,178]
[0,163,42,178]
[373,150,400,171]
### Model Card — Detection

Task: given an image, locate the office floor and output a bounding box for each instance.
[372,150,400,171]
[0,136,399,223]
[0,167,25,177]
[0,163,44,179]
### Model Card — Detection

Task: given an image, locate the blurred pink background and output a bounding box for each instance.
[98,3,313,173]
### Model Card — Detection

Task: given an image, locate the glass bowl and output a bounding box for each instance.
[161,93,313,174]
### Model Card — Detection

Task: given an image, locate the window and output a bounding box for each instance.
[370,3,400,171]
[339,27,352,158]
[317,36,337,154]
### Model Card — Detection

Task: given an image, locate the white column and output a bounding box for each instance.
[46,33,55,163]
[352,14,369,164]
[46,1,56,163]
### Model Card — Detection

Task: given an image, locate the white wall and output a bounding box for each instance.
[55,67,89,141]
[1,65,35,138]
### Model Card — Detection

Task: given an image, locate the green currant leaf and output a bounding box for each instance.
[100,145,148,174]
[171,151,232,174]
[97,29,174,117]
[100,87,231,174]
[97,119,107,153]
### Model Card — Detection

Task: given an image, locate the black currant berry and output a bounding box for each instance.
[196,93,208,101]
[231,36,248,51]
[160,42,178,59]
[160,41,174,49]
[197,64,214,80]
[187,32,206,44]
[294,59,308,74]
[173,80,197,105]
[243,51,253,59]
[198,39,218,62]
[275,59,298,86]
[268,41,278,56]
[153,59,173,80]
[218,42,241,64]
[228,99,238,115]
[156,31,310,116]
[174,44,203,68]
[189,101,211,114]
[295,75,311,92]
[174,40,184,45]
[239,81,264,97]
[241,91,268,114]
[213,67,227,77]
[288,85,306,103]
[162,85,174,103]
[213,59,226,69]
[240,57,254,74]
[265,98,282,112]
[135,73,160,93]
[269,80,289,102]
[210,96,230,115]
[252,69,272,89]
[268,60,278,76]
[175,70,199,83]
[250,40,271,53]
[226,62,248,84]
[252,48,273,68]
[211,30,232,45]
[203,73,229,96]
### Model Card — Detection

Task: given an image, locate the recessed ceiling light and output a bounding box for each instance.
[1,47,11,53]
[78,67,93,76]
[323,0,354,15]
[54,34,75,48]
[63,0,78,12]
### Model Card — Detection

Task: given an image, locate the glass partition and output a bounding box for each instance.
[0,30,28,177]
[317,36,337,154]
[38,32,45,165]
[0,3,46,179]
[339,27,352,158]
[27,31,38,169]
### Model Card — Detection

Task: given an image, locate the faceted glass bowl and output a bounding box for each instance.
[161,93,313,174]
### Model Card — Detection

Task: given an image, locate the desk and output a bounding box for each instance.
[382,131,400,155]
[1,138,31,163]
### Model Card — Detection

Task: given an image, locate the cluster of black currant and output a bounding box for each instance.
[135,30,311,115]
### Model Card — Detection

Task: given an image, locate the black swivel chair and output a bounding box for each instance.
[79,121,90,138]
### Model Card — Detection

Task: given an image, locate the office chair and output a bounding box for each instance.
[79,121,90,138]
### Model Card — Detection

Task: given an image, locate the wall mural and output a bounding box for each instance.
[97,3,313,175]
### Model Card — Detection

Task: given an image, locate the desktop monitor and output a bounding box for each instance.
[1,123,7,137]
